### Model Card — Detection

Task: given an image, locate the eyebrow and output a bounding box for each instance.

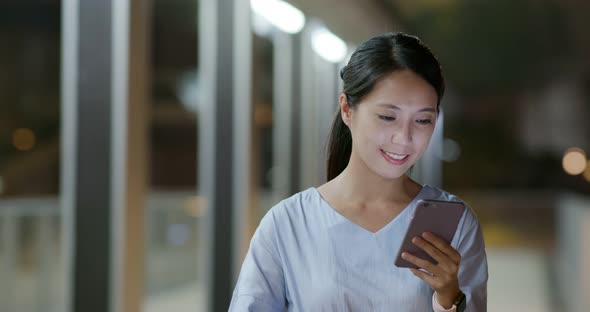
[377,103,437,113]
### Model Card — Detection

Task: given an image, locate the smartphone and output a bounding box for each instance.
[394,199,465,269]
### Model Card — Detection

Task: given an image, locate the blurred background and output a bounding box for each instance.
[0,0,589,311]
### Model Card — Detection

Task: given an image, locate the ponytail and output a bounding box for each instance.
[326,110,353,181]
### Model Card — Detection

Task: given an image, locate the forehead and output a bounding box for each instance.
[361,70,438,110]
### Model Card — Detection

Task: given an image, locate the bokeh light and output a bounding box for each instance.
[167,224,190,246]
[562,147,587,175]
[311,27,348,63]
[250,0,305,34]
[442,137,461,162]
[12,128,36,151]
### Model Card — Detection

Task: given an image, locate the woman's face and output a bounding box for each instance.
[342,69,439,180]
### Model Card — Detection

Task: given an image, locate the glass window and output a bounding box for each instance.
[144,0,204,311]
[250,32,276,230]
[0,1,63,311]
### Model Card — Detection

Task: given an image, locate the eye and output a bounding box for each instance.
[416,119,433,125]
[378,115,396,121]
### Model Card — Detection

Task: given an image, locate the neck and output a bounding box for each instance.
[331,153,420,204]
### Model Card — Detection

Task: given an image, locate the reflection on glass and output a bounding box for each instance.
[0,0,63,311]
[250,32,275,234]
[144,0,203,311]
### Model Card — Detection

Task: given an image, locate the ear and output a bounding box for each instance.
[339,93,353,127]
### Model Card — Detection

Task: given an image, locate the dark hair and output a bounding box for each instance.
[326,32,445,181]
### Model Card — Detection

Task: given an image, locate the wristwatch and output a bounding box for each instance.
[453,291,466,312]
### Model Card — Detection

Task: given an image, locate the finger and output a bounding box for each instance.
[402,251,443,276]
[409,268,437,287]
[412,237,458,274]
[411,236,449,267]
[422,232,461,264]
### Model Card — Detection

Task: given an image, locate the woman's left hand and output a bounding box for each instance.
[401,231,462,309]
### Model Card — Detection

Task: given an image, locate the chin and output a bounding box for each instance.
[374,166,409,180]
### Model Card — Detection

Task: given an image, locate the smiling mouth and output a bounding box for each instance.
[380,149,410,164]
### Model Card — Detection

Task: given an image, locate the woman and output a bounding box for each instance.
[229,32,488,311]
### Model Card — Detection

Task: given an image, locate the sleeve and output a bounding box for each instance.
[229,209,287,311]
[454,207,488,312]
[433,292,456,312]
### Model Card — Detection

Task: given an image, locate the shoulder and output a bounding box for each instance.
[421,184,468,205]
[257,187,322,231]
[253,188,325,256]
[264,187,322,220]
[422,185,480,226]
[422,185,483,248]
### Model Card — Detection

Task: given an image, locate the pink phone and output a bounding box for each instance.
[394,199,465,269]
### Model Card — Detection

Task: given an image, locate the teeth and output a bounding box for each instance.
[384,151,407,160]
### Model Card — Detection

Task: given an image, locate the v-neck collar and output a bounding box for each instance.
[312,185,429,236]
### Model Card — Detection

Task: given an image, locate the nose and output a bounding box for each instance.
[391,120,412,145]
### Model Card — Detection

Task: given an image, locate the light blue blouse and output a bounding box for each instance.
[229,185,488,311]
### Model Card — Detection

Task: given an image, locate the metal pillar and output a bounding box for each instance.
[60,0,149,311]
[198,0,252,310]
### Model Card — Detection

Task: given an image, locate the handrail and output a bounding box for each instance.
[0,191,205,311]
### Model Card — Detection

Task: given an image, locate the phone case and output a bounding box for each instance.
[394,199,465,269]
